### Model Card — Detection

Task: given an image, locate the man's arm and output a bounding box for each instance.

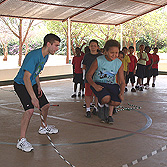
[23,70,40,109]
[35,75,42,98]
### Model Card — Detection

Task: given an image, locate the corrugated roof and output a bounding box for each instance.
[0,0,167,25]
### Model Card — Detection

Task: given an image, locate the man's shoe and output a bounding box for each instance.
[17,138,33,152]
[85,111,91,118]
[131,88,136,92]
[107,116,114,124]
[71,94,76,98]
[82,94,85,98]
[38,125,59,135]
[152,83,155,87]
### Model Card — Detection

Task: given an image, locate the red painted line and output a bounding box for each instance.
[72,120,167,141]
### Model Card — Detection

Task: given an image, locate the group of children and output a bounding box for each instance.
[118,45,159,92]
[71,41,160,123]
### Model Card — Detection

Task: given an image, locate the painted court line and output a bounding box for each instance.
[1,103,167,167]
[1,104,167,142]
[1,104,167,141]
[122,145,167,167]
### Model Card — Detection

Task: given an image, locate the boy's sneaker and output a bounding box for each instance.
[101,118,106,123]
[113,107,118,115]
[125,88,128,92]
[139,87,143,91]
[92,107,98,115]
[107,116,114,124]
[17,138,33,152]
[85,111,91,118]
[71,94,76,98]
[78,92,81,97]
[131,88,136,92]
[152,83,155,87]
[38,125,59,135]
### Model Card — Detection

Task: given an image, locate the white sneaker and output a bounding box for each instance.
[17,138,33,152]
[38,125,59,135]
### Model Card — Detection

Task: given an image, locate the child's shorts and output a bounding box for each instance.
[144,65,152,78]
[126,72,135,84]
[90,82,121,104]
[136,64,145,78]
[14,82,49,111]
[152,68,158,77]
[73,73,83,84]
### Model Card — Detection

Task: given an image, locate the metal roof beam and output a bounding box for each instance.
[20,0,84,9]
[62,0,108,22]
[0,0,9,5]
[128,0,161,6]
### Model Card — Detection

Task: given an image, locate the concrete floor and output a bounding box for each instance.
[0,75,167,167]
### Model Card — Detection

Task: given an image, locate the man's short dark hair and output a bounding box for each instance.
[43,33,61,46]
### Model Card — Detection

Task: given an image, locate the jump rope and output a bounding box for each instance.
[39,108,75,167]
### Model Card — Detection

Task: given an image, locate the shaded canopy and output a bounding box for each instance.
[0,0,167,25]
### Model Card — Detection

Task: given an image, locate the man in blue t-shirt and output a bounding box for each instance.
[14,33,61,152]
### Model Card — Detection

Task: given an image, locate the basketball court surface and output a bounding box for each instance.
[0,75,167,167]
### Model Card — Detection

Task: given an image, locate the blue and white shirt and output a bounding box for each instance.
[93,55,122,84]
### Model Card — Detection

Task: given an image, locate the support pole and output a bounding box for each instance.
[120,24,123,50]
[66,18,71,64]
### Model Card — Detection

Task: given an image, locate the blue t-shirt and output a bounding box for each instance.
[93,55,122,84]
[14,48,49,85]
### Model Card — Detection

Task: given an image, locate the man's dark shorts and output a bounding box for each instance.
[14,82,49,111]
